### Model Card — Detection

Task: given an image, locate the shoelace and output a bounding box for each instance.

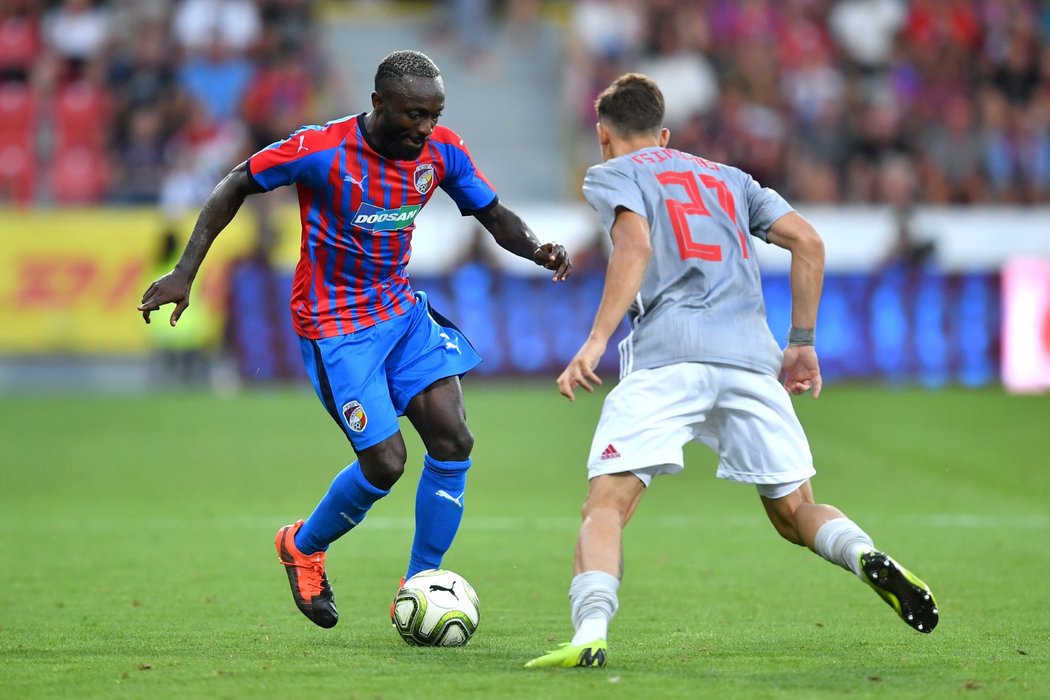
[282,554,326,594]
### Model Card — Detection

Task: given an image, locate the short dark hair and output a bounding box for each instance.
[595,73,664,137]
[375,50,441,95]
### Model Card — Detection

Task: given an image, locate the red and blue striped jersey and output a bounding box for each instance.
[246,113,497,339]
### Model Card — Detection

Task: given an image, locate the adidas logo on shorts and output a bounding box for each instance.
[600,444,620,460]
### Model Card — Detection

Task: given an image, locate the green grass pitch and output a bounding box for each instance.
[2,382,1048,699]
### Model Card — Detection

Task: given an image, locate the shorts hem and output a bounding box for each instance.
[391,356,483,414]
[349,423,402,451]
[587,456,684,477]
[715,465,816,485]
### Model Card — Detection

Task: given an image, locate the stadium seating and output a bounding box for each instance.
[53,81,111,151]
[0,82,34,139]
[0,84,36,204]
[50,146,109,205]
[0,140,36,205]
[0,12,41,81]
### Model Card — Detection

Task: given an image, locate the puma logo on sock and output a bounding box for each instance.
[435,490,464,508]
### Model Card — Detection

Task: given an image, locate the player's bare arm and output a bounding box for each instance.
[473,203,573,281]
[767,211,825,398]
[558,208,651,401]
[138,162,260,326]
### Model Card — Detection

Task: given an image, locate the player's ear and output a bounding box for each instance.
[370,91,383,111]
[658,128,670,147]
[596,122,610,146]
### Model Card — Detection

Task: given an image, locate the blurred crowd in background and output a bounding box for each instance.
[0,0,328,214]
[1,0,1049,210]
[571,0,1050,206]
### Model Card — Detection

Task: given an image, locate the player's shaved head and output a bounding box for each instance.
[595,73,664,138]
[375,50,441,96]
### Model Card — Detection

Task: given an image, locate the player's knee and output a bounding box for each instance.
[581,487,633,525]
[760,481,811,546]
[765,505,804,546]
[580,499,610,527]
[360,459,404,490]
[582,502,631,529]
[359,440,408,489]
[772,516,804,545]
[428,425,474,461]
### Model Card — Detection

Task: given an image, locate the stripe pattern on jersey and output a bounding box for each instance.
[247,114,497,339]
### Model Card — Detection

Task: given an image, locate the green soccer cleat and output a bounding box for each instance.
[860,550,938,633]
[524,640,607,669]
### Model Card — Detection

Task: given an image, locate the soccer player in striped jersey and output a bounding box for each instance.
[525,73,936,669]
[139,50,572,629]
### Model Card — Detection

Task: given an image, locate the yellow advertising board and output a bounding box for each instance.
[0,207,300,353]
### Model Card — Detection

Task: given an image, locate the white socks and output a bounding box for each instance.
[569,571,619,644]
[565,521,873,646]
[813,517,874,579]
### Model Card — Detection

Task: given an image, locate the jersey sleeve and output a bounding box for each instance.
[582,162,647,234]
[246,125,335,192]
[738,169,794,242]
[434,134,498,214]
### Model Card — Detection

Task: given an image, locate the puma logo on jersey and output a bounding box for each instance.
[296,134,309,153]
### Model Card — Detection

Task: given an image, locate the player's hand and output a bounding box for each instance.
[533,242,573,281]
[779,344,822,398]
[557,338,605,401]
[138,269,192,326]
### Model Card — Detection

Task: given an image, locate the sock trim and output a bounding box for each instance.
[350,462,391,498]
[423,454,471,476]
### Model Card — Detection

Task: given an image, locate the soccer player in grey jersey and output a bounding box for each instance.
[525,73,938,670]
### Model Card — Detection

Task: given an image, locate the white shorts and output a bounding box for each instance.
[587,363,815,497]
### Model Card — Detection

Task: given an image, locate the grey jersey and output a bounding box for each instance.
[583,147,793,378]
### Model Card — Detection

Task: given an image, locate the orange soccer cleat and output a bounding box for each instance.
[275,520,339,628]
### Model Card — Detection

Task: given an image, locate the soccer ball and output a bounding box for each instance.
[392,569,480,646]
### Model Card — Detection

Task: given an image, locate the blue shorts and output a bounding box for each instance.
[298,291,482,451]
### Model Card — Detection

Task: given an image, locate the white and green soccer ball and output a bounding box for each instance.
[393,569,480,647]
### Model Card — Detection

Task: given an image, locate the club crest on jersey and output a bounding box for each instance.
[342,400,367,432]
[413,164,435,195]
[352,203,421,232]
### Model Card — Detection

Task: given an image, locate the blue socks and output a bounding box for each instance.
[295,461,389,554]
[293,454,470,574]
[406,454,471,578]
